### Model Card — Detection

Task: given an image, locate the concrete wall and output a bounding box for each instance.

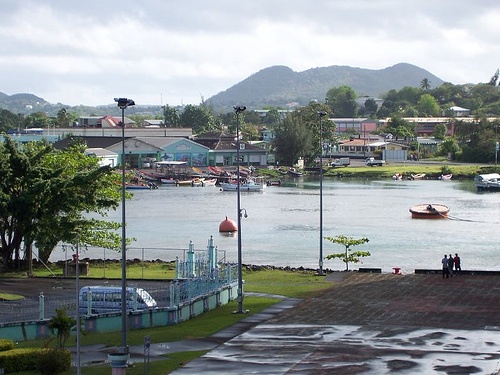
[0,283,237,342]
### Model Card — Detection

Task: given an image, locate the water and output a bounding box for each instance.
[50,178,500,274]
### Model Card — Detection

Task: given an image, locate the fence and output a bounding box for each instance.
[44,238,231,279]
[0,236,238,325]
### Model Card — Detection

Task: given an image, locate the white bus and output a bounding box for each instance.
[79,286,157,314]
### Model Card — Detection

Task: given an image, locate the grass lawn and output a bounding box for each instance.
[324,162,488,179]
[0,292,24,301]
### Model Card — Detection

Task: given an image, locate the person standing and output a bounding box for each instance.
[442,255,449,278]
[448,254,454,277]
[454,253,462,275]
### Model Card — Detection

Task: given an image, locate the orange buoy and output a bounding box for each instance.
[219,216,237,232]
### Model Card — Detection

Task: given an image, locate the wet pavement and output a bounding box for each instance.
[71,272,500,374]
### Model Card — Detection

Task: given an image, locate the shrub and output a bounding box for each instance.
[37,348,71,375]
[0,347,70,373]
[0,339,14,352]
[48,308,76,348]
[0,348,40,373]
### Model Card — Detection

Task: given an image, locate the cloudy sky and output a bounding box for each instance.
[1,0,499,107]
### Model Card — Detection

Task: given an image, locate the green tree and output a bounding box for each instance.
[55,108,69,128]
[489,69,499,86]
[264,108,281,125]
[326,86,358,117]
[273,113,312,166]
[417,94,441,116]
[295,102,335,164]
[384,116,415,138]
[364,98,378,116]
[0,109,24,133]
[454,118,498,162]
[163,105,180,127]
[325,235,370,271]
[421,78,431,91]
[438,137,460,158]
[48,309,76,349]
[0,138,124,269]
[180,105,216,134]
[432,123,447,139]
[24,112,51,129]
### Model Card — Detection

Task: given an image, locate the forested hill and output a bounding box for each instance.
[207,63,445,111]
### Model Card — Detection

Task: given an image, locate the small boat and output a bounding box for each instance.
[191,178,205,187]
[409,204,449,219]
[202,178,217,187]
[176,179,193,186]
[220,179,266,192]
[474,173,500,191]
[266,180,282,186]
[392,173,402,181]
[160,178,177,185]
[288,168,303,177]
[439,174,453,180]
[125,183,153,190]
[410,173,426,180]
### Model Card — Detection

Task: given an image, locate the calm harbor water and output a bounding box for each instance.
[50,177,500,274]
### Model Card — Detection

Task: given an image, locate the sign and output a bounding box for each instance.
[144,335,150,349]
[496,142,499,151]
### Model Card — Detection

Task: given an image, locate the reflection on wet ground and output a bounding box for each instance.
[176,324,500,374]
[172,273,500,374]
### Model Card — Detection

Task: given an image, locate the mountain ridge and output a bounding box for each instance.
[1,62,446,115]
[207,62,445,110]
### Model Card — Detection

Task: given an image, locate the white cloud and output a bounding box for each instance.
[0,0,498,106]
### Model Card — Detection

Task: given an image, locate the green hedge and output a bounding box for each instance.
[0,339,14,352]
[0,348,70,373]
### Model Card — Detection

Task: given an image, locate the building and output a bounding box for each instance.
[329,118,378,134]
[84,148,119,167]
[448,106,470,117]
[338,137,410,160]
[194,132,268,166]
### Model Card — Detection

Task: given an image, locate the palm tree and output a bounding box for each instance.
[420,78,431,91]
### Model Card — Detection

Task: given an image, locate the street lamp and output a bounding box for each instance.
[114,97,135,355]
[318,111,328,276]
[233,105,247,314]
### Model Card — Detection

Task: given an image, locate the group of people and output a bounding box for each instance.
[442,253,462,278]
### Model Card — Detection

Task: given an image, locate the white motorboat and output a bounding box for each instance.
[474,173,500,191]
[220,179,266,192]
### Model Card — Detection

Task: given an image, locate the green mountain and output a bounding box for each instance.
[207,62,445,111]
[1,63,445,115]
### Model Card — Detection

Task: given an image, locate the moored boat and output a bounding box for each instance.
[266,179,282,186]
[392,173,402,180]
[202,178,217,186]
[191,178,205,187]
[160,178,177,185]
[438,174,452,180]
[220,178,265,192]
[474,173,500,191]
[410,173,426,180]
[176,179,193,186]
[409,204,449,219]
[288,168,303,177]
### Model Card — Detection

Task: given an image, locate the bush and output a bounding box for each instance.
[0,339,14,352]
[0,348,40,373]
[37,348,71,375]
[0,347,70,373]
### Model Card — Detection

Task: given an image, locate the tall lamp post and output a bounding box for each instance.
[233,105,247,314]
[114,97,135,355]
[318,111,328,276]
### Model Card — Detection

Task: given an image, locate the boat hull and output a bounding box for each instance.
[409,204,449,219]
[220,182,265,192]
[474,173,500,191]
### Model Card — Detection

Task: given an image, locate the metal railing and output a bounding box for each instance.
[0,238,237,324]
